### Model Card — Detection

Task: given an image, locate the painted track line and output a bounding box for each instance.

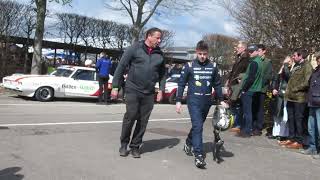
[0,117,202,127]
[0,103,176,107]
[0,116,214,127]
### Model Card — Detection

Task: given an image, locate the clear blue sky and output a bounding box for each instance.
[18,0,238,47]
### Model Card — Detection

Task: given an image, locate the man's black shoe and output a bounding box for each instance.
[235,132,251,138]
[119,146,128,157]
[131,148,141,158]
[251,130,262,136]
[194,155,206,169]
[183,143,194,156]
[267,135,277,139]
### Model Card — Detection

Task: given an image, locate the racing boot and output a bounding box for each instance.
[183,143,194,156]
[194,154,206,169]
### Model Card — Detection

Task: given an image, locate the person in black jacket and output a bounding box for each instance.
[226,41,250,133]
[111,27,166,158]
[300,51,320,158]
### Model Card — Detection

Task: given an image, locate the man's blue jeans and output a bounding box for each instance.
[252,92,266,132]
[240,91,254,135]
[308,107,320,151]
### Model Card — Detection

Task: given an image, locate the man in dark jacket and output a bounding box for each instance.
[111,27,166,158]
[237,44,264,138]
[280,49,313,149]
[226,41,250,133]
[301,51,320,158]
[96,52,112,104]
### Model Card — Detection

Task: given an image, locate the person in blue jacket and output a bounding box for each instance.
[96,52,112,104]
[176,40,228,168]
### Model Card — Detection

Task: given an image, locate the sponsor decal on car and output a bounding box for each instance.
[62,84,76,89]
[80,85,95,92]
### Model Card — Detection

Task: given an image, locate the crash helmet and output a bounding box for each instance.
[212,105,234,131]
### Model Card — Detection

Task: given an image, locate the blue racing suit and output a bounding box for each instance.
[177,59,224,156]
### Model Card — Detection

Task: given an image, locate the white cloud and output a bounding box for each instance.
[223,21,238,35]
[173,31,202,47]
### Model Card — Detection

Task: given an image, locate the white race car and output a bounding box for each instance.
[2,65,112,102]
[155,74,187,104]
[156,74,228,104]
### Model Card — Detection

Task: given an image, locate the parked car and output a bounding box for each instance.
[2,65,112,102]
[156,74,228,104]
[155,74,186,104]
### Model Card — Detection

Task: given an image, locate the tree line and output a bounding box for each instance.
[220,0,320,69]
[0,0,175,77]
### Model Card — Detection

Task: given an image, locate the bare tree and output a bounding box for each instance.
[160,29,175,48]
[56,12,86,62]
[31,0,72,74]
[19,5,37,73]
[89,20,99,48]
[203,33,238,74]
[0,0,23,37]
[112,24,132,50]
[79,17,96,59]
[0,0,24,77]
[105,0,201,43]
[96,19,117,50]
[220,0,320,52]
[57,13,86,45]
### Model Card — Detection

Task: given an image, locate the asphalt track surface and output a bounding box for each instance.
[0,92,319,180]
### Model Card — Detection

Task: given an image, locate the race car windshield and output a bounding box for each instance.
[51,68,73,77]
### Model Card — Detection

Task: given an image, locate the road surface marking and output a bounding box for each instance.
[0,103,176,107]
[0,117,215,127]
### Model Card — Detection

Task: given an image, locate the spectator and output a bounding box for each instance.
[168,63,182,77]
[96,52,112,104]
[271,56,293,140]
[300,51,320,158]
[110,59,119,76]
[251,44,273,136]
[237,44,264,138]
[84,59,94,67]
[226,41,250,133]
[280,49,313,149]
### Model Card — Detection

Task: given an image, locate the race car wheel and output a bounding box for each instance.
[35,86,54,102]
[168,92,177,104]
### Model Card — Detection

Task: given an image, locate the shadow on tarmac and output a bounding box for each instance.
[140,138,180,154]
[203,142,234,163]
[9,95,125,104]
[0,167,24,180]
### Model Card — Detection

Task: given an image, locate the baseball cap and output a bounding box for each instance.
[247,44,259,53]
